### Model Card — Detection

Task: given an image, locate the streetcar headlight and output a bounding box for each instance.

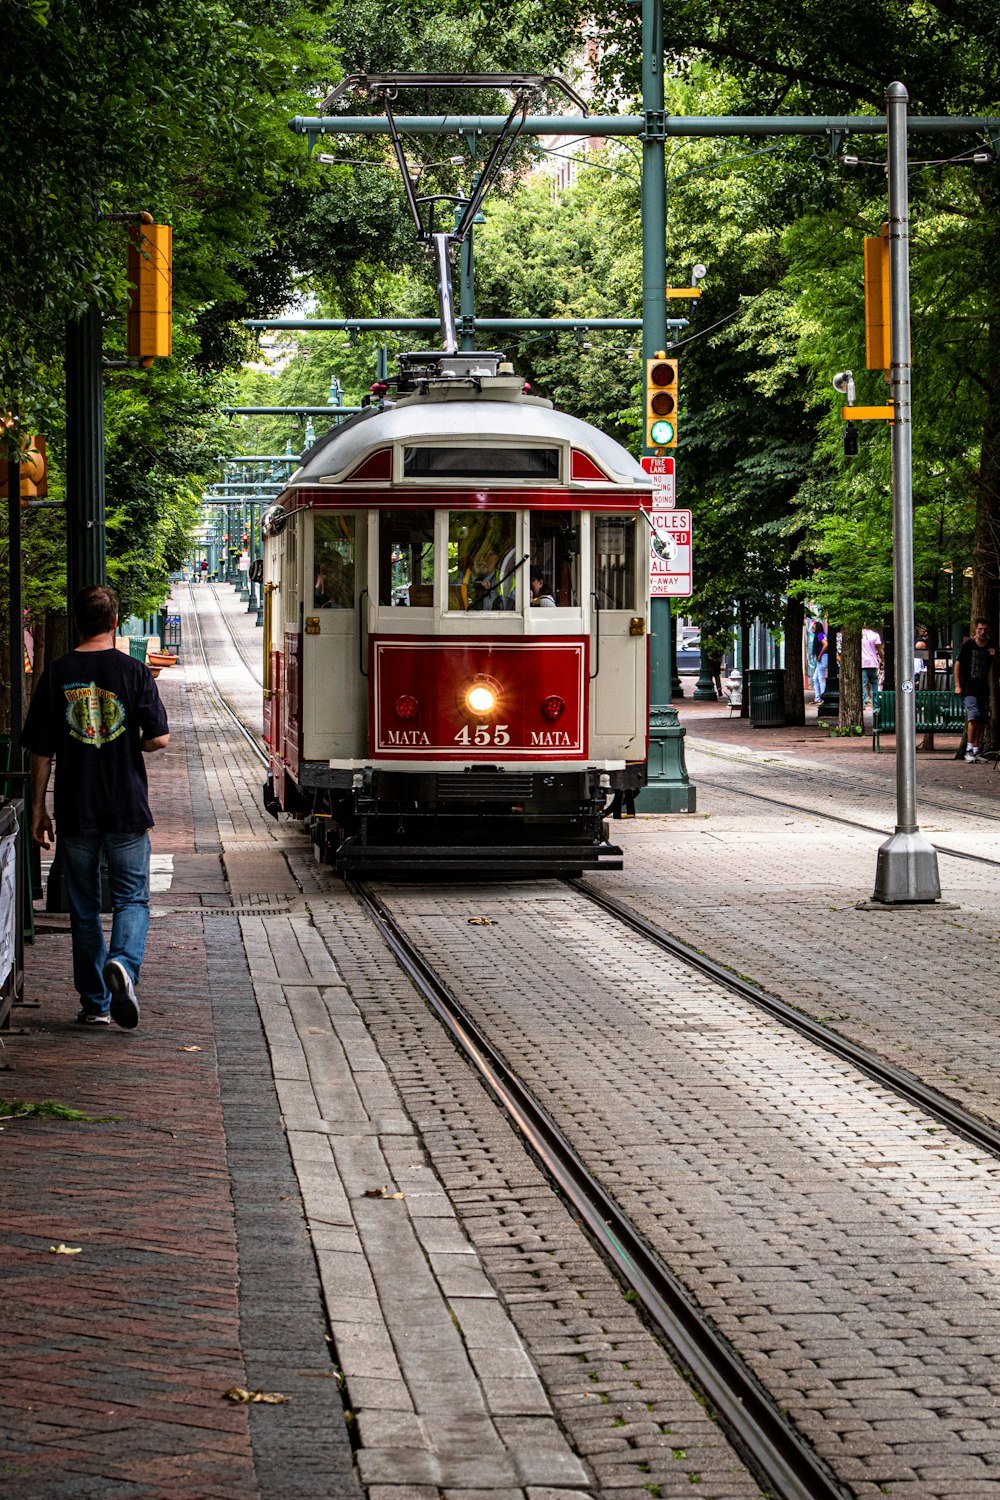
[466,683,497,716]
[541,694,565,721]
[395,694,420,720]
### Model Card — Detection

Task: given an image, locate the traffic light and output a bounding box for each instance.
[0,435,47,499]
[645,354,678,449]
[864,227,890,372]
[126,222,172,364]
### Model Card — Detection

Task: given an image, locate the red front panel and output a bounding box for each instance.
[372,637,588,760]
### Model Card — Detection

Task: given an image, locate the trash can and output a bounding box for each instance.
[745,668,786,728]
[127,637,150,663]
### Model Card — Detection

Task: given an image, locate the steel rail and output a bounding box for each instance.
[570,878,1000,1157]
[186,582,269,766]
[352,880,850,1500]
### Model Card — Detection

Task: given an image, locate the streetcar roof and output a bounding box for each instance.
[286,388,652,489]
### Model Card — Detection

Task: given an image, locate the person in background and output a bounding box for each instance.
[861,625,884,709]
[530,571,556,607]
[954,617,996,763]
[21,585,170,1028]
[811,620,828,707]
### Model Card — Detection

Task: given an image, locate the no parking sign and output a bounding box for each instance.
[648,508,692,598]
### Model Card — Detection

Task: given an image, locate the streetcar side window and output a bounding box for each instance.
[313,515,355,608]
[448,512,519,611]
[593,515,636,610]
[378,509,434,607]
[529,510,580,608]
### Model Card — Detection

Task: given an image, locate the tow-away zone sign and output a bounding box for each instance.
[648,508,692,598]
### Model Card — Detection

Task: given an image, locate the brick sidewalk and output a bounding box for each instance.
[1,670,359,1500]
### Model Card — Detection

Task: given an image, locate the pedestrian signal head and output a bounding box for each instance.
[645,356,678,450]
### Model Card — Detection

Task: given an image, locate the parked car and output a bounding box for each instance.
[677,634,701,674]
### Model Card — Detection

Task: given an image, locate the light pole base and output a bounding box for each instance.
[872,829,941,904]
[638,704,697,813]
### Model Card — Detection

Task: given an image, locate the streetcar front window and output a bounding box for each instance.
[404,446,559,480]
[593,514,636,609]
[448,512,519,612]
[378,509,434,607]
[529,510,580,608]
[313,514,355,608]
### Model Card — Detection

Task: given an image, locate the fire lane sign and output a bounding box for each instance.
[641,455,675,506]
[648,507,692,598]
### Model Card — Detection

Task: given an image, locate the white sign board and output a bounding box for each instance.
[648,508,692,598]
[0,829,16,988]
[640,455,675,507]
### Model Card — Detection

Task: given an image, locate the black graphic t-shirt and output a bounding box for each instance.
[21,648,169,835]
[956,637,994,698]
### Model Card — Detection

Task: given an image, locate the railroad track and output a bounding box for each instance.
[190,601,1000,1497]
[204,580,265,686]
[352,879,849,1500]
[186,581,269,766]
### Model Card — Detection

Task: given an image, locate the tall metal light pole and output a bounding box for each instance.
[873,81,940,903]
[638,0,696,811]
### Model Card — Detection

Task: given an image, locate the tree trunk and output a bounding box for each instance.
[971,310,1000,749]
[839,624,863,730]
[783,595,805,725]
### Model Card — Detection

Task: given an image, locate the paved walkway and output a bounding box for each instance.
[4,586,1000,1500]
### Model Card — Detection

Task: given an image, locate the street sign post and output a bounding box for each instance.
[648,508,692,598]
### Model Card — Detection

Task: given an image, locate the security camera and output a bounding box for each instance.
[832,370,856,405]
[691,264,708,283]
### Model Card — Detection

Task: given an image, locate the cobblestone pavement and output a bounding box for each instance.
[9,582,1000,1500]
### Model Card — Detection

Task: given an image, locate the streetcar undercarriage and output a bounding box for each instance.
[265,762,642,877]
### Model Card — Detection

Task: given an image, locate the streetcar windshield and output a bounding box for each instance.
[313,514,355,608]
[529,511,580,608]
[448,511,519,612]
[378,509,434,607]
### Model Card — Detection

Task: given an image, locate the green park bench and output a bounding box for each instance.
[872,688,966,753]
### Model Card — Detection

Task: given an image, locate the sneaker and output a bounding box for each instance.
[965,747,978,761]
[103,959,140,1029]
[76,1010,111,1026]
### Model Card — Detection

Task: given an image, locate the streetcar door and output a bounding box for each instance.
[302,512,367,760]
[590,513,647,757]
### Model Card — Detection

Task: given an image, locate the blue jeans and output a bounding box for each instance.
[60,831,151,1015]
[813,658,827,703]
[862,666,880,706]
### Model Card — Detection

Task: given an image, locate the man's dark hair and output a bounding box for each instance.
[73,585,119,638]
[976,616,990,628]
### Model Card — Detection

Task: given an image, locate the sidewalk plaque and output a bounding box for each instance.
[648,507,692,598]
[641,455,675,506]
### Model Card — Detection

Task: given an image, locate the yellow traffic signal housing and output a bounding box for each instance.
[0,435,47,498]
[864,226,890,372]
[127,222,172,363]
[645,354,678,449]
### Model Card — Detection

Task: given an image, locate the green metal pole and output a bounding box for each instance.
[639,0,695,813]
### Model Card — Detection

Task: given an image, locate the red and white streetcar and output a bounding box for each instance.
[261,347,653,876]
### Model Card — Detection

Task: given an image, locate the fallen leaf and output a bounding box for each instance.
[363,1185,405,1200]
[468,916,496,925]
[50,1243,82,1255]
[177,1046,202,1053]
[223,1387,289,1404]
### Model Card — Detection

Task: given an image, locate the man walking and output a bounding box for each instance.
[954,617,996,764]
[861,626,884,710]
[22,585,170,1026]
